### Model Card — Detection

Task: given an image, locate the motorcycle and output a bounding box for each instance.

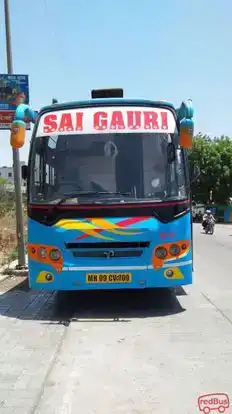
[205,218,215,235]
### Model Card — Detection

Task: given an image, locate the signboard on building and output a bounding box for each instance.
[0,74,30,130]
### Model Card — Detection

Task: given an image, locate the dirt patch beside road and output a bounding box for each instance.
[0,212,27,267]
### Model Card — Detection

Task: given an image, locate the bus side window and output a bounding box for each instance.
[34,153,41,186]
[44,158,57,199]
[45,163,55,186]
[31,152,44,201]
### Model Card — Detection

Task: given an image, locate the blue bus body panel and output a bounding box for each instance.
[28,212,192,290]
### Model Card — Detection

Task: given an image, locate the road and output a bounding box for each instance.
[0,223,232,414]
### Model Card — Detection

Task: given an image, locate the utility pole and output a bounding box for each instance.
[4,0,26,268]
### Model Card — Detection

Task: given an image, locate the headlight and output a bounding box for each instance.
[155,246,167,259]
[39,247,47,258]
[45,273,53,281]
[165,269,174,278]
[49,249,61,261]
[170,244,180,256]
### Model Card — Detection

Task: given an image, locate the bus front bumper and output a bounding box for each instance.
[29,260,192,290]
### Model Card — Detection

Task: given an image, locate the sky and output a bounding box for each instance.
[0,0,232,166]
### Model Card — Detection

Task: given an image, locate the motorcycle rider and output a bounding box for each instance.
[202,209,216,229]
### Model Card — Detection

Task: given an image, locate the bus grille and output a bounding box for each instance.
[65,241,150,249]
[72,250,143,258]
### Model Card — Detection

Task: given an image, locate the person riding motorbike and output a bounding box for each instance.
[202,209,216,229]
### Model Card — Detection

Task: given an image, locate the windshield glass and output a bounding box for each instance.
[29,132,187,204]
[29,106,187,204]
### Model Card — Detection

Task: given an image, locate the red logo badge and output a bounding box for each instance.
[198,393,230,413]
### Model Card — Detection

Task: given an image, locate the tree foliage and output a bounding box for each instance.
[0,177,7,185]
[0,178,15,217]
[188,133,232,204]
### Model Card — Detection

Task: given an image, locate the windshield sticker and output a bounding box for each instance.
[37,106,176,137]
[104,141,118,158]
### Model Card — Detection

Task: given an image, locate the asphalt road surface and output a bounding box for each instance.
[0,223,231,414]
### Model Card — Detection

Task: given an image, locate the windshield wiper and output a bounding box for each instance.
[56,191,132,205]
[100,191,132,197]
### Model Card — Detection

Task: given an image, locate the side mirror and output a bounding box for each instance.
[179,118,194,149]
[21,165,28,180]
[10,120,26,149]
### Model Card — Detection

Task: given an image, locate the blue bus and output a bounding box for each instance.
[11,88,194,290]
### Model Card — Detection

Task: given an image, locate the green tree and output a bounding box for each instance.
[0,177,7,185]
[188,134,232,204]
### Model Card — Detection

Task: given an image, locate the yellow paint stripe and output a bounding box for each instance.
[107,228,141,235]
[55,219,83,227]
[89,218,121,229]
[57,222,97,230]
[88,218,142,236]
[82,229,115,240]
[55,219,98,229]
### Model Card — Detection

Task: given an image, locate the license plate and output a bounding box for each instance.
[86,273,132,284]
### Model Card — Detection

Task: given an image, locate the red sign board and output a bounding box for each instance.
[0,110,30,130]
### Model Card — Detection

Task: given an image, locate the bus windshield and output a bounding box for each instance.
[29,131,187,205]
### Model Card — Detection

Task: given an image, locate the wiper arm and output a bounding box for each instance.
[56,191,132,205]
[102,191,132,197]
[56,191,105,205]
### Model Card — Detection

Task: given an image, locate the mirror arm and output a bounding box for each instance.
[175,99,194,149]
[14,103,38,124]
[176,99,194,121]
[10,104,38,149]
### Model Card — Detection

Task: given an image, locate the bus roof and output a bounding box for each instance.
[39,98,176,115]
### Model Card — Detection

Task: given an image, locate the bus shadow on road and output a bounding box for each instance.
[0,277,186,322]
[53,287,186,323]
